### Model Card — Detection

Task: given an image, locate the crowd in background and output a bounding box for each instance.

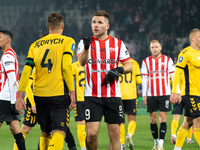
[0,0,199,66]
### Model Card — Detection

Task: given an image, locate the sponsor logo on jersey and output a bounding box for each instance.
[178,56,183,62]
[194,66,200,69]
[88,59,117,64]
[4,61,14,66]
[91,69,108,73]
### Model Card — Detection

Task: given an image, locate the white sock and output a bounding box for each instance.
[159,139,164,147]
[81,147,86,150]
[174,146,181,150]
[172,134,176,138]
[127,133,132,138]
[154,138,159,145]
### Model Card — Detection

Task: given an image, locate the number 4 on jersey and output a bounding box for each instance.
[41,49,53,73]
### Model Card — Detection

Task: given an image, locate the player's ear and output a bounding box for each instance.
[46,24,49,30]
[106,24,110,30]
[61,23,64,29]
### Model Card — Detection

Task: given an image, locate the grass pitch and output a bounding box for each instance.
[0,114,198,150]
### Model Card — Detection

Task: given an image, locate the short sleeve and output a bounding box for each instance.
[77,39,84,57]
[119,41,130,62]
[176,51,188,69]
[64,38,75,56]
[2,54,15,73]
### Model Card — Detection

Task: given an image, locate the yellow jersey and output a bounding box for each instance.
[174,46,200,96]
[119,58,142,100]
[22,34,75,97]
[72,61,85,102]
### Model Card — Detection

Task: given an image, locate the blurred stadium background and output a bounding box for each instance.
[0,0,199,71]
[0,0,200,149]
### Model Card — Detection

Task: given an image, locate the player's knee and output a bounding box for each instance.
[86,132,97,141]
[110,130,120,141]
[150,117,157,124]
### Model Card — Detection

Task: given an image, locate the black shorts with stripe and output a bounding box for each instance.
[182,95,200,119]
[0,100,21,124]
[122,99,137,115]
[23,98,37,127]
[84,96,125,124]
[34,95,70,133]
[74,101,85,121]
[147,95,171,113]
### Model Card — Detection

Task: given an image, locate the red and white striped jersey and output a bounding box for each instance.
[77,35,130,98]
[0,48,19,103]
[141,54,174,96]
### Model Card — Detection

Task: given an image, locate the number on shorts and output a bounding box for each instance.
[85,109,90,120]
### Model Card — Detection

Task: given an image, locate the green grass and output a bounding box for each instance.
[0,114,199,150]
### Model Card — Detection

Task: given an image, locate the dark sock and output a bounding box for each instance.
[159,122,167,140]
[14,132,26,150]
[150,123,158,139]
[65,128,77,150]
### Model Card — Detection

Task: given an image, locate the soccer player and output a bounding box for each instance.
[171,103,194,144]
[16,13,76,150]
[171,73,194,145]
[72,60,86,150]
[0,30,26,150]
[141,40,175,150]
[77,10,133,150]
[119,57,142,150]
[170,28,200,150]
[13,68,77,150]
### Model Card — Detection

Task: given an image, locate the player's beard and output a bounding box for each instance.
[152,51,161,58]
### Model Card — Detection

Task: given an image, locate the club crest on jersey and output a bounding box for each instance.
[178,57,183,63]
[109,47,115,53]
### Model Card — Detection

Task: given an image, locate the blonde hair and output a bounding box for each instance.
[189,28,200,42]
[150,39,161,46]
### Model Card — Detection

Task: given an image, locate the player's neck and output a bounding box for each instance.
[1,44,11,53]
[190,44,200,50]
[152,53,161,59]
[94,34,108,41]
[49,29,63,35]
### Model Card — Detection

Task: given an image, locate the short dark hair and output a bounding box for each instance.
[48,13,64,30]
[93,10,109,21]
[0,30,13,39]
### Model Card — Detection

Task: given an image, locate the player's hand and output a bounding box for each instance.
[11,104,19,115]
[82,37,91,50]
[32,105,37,114]
[69,91,76,112]
[16,91,27,114]
[104,67,124,83]
[143,96,147,105]
[170,93,182,105]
